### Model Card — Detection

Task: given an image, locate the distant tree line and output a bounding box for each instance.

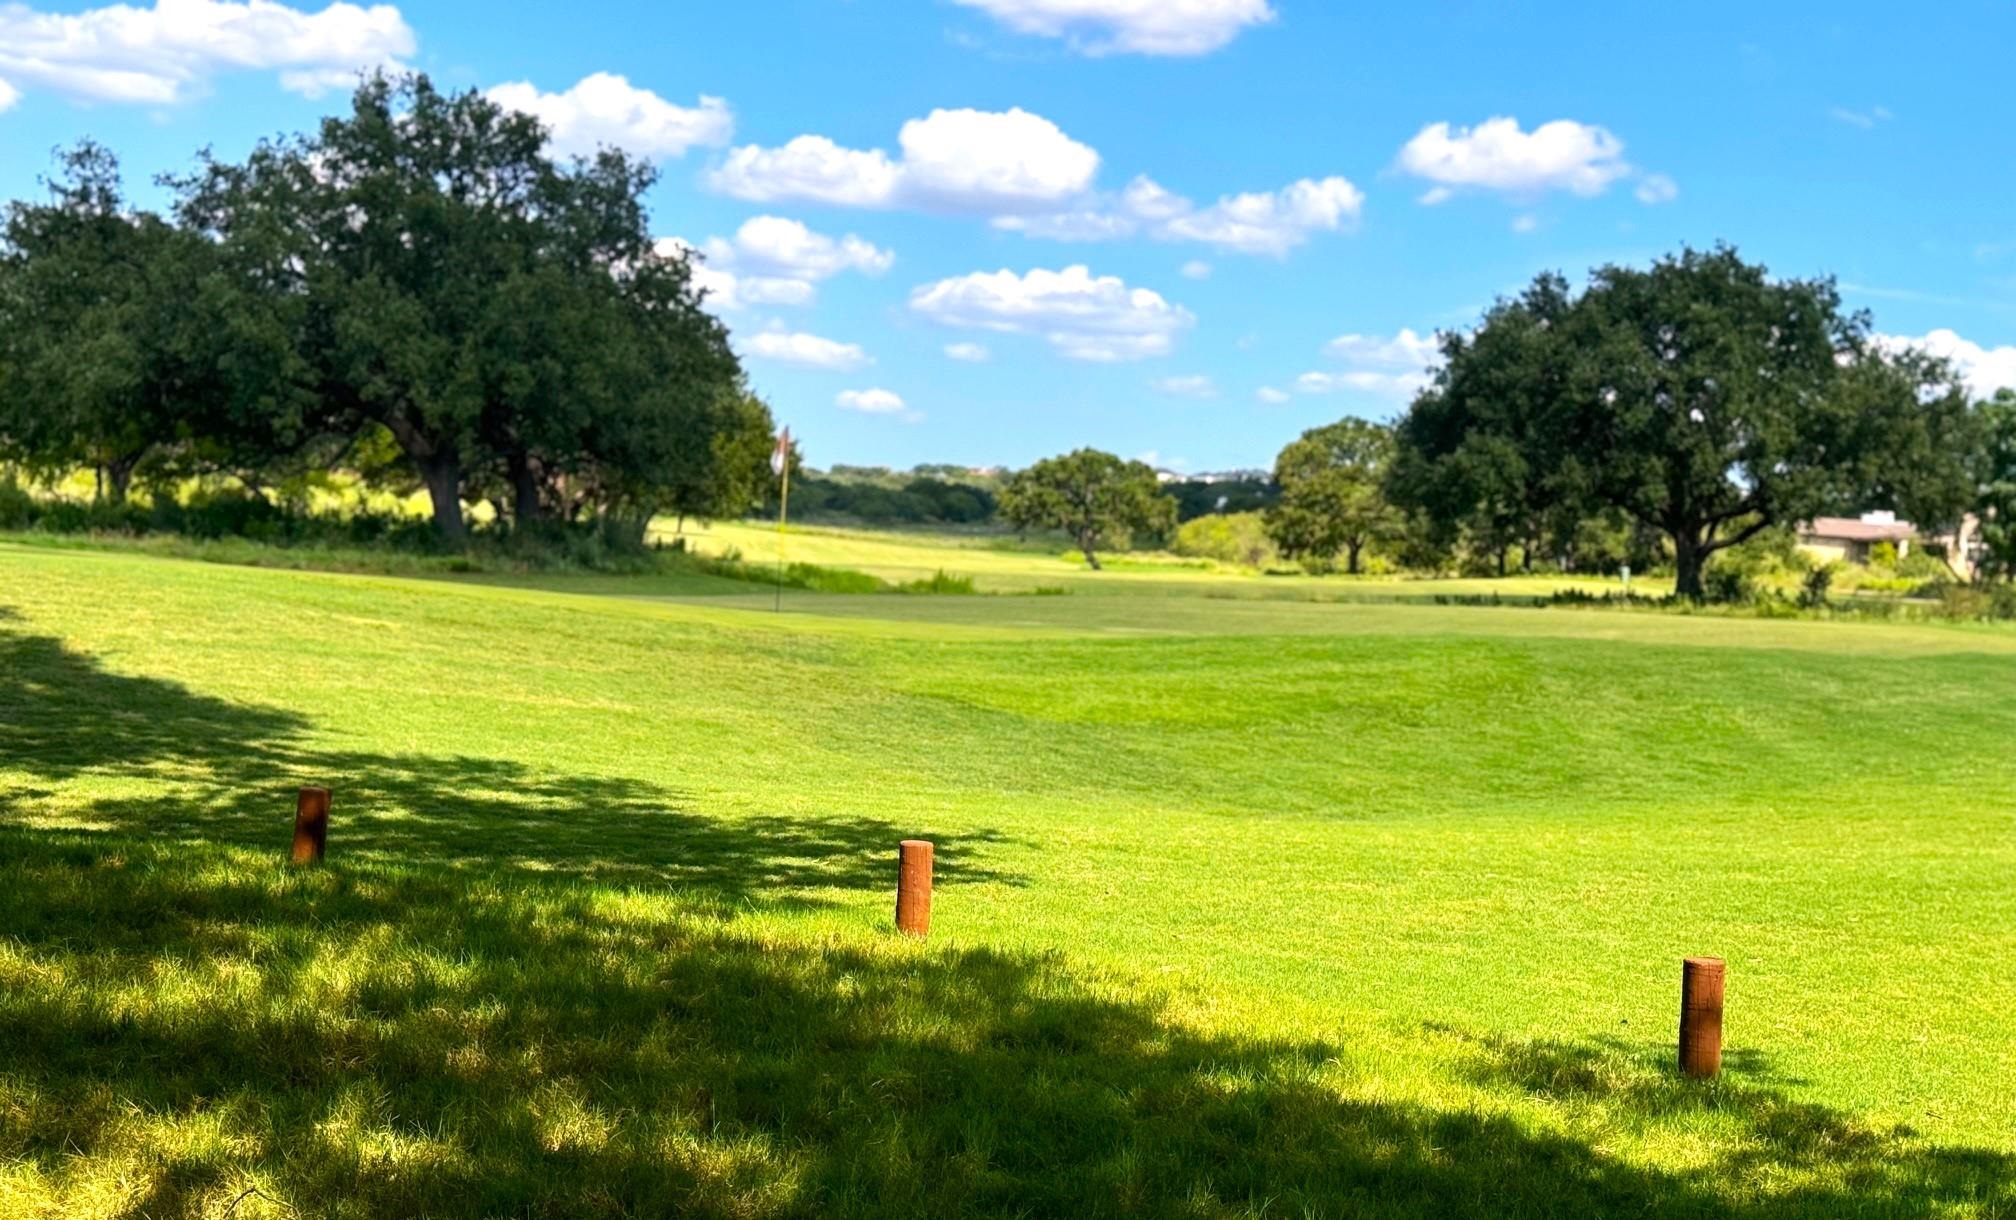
[0,74,770,546]
[781,468,1000,527]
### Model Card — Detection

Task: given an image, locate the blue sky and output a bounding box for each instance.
[4,1,2014,472]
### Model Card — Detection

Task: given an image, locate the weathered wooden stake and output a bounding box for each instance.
[291,786,330,864]
[896,839,933,937]
[1679,956,1725,1078]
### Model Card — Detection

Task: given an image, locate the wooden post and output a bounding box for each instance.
[1679,956,1725,1077]
[896,839,933,937]
[291,786,330,864]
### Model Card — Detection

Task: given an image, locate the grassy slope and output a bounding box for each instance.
[670,519,1660,600]
[2,541,2013,1217]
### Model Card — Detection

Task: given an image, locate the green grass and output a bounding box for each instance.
[2,539,2014,1217]
[672,519,1660,601]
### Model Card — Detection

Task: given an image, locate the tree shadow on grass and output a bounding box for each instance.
[0,621,1023,904]
[0,830,2009,1219]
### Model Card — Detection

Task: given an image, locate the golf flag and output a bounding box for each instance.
[770,426,791,612]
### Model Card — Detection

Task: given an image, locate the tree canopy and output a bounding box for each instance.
[999,449,1175,570]
[1392,246,1976,597]
[1,73,755,545]
[1265,418,1400,574]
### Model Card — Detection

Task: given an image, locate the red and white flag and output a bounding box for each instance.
[770,426,791,478]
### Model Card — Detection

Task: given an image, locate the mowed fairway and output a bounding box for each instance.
[2,540,2014,1217]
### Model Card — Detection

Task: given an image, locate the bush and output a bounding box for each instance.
[1896,547,1951,581]
[1173,512,1277,568]
[896,569,976,595]
[1703,565,1755,604]
[1799,563,1838,609]
[1938,584,2016,621]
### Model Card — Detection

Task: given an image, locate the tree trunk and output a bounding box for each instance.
[418,453,466,542]
[1346,540,1363,575]
[1079,531,1102,571]
[103,454,141,506]
[1495,546,1508,578]
[1673,531,1706,600]
[509,451,543,528]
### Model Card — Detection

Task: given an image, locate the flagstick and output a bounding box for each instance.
[774,449,790,613]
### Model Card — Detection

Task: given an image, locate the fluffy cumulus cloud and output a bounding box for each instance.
[710,107,1098,214]
[950,0,1275,56]
[909,264,1196,362]
[1880,328,2016,399]
[1399,117,1637,201]
[486,73,731,160]
[742,329,872,371]
[656,218,890,312]
[1161,177,1363,255]
[1298,327,1438,398]
[0,0,415,106]
[943,342,992,362]
[998,173,1362,257]
[836,388,908,415]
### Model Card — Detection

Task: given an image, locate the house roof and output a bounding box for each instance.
[1800,516,1917,543]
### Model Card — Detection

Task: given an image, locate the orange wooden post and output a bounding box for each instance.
[896,839,933,937]
[1679,956,1725,1077]
[291,786,330,864]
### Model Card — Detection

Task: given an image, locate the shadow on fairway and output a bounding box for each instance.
[0,829,2009,1219]
[0,622,1024,903]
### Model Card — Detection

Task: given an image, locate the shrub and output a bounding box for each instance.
[1173,512,1277,568]
[1799,563,1838,609]
[896,570,976,595]
[1703,565,1755,604]
[1939,584,2016,621]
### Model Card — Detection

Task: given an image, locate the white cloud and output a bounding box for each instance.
[1150,374,1216,398]
[1180,259,1213,280]
[0,0,415,106]
[909,264,1195,362]
[896,107,1100,212]
[943,342,992,362]
[1297,369,1430,396]
[836,388,907,414]
[1300,327,1438,399]
[658,217,889,312]
[950,0,1274,55]
[1160,176,1363,255]
[0,78,18,112]
[709,135,903,207]
[710,107,1098,214]
[487,73,731,161]
[724,215,893,279]
[743,330,872,371]
[998,172,1364,257]
[1879,329,2016,399]
[1511,213,1539,234]
[1397,116,1632,199]
[1635,173,1679,204]
[1323,328,1437,368]
[1255,386,1290,404]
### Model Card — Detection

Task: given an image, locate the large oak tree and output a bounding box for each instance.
[1395,246,1973,598]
